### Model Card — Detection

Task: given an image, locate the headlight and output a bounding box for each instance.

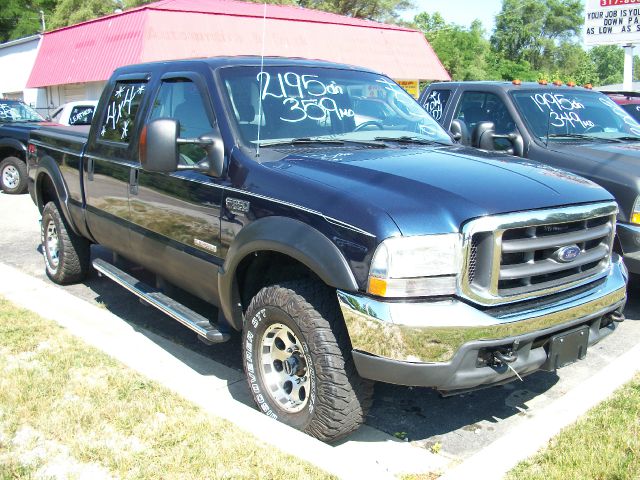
[367,234,461,297]
[632,196,640,225]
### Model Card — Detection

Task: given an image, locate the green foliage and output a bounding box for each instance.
[48,0,120,30]
[491,0,583,71]
[0,0,56,42]
[415,14,495,81]
[246,0,414,22]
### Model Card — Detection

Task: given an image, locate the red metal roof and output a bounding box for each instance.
[27,0,449,88]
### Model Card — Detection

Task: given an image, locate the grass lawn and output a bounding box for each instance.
[507,373,640,480]
[0,297,334,480]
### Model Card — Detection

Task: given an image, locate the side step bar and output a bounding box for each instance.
[92,258,230,343]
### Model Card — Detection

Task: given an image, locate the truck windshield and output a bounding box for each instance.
[511,90,640,141]
[0,101,44,122]
[219,66,452,148]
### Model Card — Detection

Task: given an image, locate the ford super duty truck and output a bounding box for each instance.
[420,81,640,276]
[28,57,628,442]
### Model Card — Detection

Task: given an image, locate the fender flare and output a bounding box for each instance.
[218,216,359,330]
[0,138,27,159]
[34,156,80,236]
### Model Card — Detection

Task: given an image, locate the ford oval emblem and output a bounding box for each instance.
[554,245,581,263]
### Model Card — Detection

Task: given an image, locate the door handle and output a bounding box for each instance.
[129,169,139,195]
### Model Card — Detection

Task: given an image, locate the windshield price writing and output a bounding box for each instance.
[258,71,355,123]
[530,93,595,129]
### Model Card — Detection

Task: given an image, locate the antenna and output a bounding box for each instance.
[256,2,267,158]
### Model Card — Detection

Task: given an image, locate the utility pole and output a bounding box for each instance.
[39,10,45,33]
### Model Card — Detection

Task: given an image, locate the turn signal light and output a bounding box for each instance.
[368,277,387,297]
[632,213,640,225]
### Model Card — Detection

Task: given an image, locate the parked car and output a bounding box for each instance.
[600,91,640,122]
[420,81,640,276]
[51,101,98,126]
[28,58,627,441]
[0,99,56,194]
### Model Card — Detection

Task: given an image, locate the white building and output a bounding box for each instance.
[0,35,48,112]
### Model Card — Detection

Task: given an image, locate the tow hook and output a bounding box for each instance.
[493,350,518,364]
[609,311,625,323]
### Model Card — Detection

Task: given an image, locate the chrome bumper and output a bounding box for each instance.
[338,255,627,364]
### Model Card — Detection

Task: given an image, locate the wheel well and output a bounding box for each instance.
[0,146,24,163]
[235,251,325,312]
[37,174,57,213]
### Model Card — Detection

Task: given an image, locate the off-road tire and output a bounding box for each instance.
[243,280,374,442]
[0,156,28,194]
[41,201,90,284]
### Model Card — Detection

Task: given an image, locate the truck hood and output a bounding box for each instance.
[266,145,611,236]
[548,141,640,177]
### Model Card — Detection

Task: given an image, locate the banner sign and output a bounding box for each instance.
[395,80,420,99]
[584,0,640,45]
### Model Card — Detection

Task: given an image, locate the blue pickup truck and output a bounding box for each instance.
[0,99,54,194]
[27,57,628,441]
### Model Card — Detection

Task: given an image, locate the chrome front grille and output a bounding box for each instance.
[461,202,618,306]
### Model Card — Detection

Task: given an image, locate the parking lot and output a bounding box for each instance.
[2,191,639,472]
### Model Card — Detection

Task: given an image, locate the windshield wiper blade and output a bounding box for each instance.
[546,133,615,141]
[373,135,443,145]
[258,137,346,147]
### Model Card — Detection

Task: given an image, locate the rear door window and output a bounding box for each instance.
[100,81,147,144]
[68,105,95,125]
[421,89,451,123]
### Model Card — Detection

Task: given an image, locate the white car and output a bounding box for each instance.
[51,101,98,126]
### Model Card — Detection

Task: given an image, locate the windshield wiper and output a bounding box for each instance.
[259,137,387,148]
[258,137,346,147]
[373,135,444,145]
[546,133,615,141]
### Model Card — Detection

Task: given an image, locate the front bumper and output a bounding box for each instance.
[617,222,640,274]
[338,255,627,391]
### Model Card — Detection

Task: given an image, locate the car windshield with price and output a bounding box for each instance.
[511,90,640,142]
[220,66,452,149]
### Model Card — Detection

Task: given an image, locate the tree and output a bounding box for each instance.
[491,0,583,71]
[414,13,495,80]
[49,0,120,30]
[589,45,624,86]
[247,0,414,22]
[0,0,57,42]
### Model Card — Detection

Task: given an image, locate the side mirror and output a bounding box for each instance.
[140,118,180,173]
[450,119,470,145]
[472,121,496,150]
[140,118,225,177]
[496,132,524,157]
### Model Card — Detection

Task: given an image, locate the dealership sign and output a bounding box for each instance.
[584,0,640,46]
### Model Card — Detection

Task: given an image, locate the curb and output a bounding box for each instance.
[0,261,445,479]
[440,328,640,479]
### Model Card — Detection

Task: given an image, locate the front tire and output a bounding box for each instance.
[0,156,28,194]
[41,201,90,284]
[243,280,373,442]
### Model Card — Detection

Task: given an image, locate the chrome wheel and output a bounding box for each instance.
[260,323,310,413]
[45,220,60,269]
[2,164,19,190]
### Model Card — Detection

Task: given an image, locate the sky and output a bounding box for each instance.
[400,0,503,34]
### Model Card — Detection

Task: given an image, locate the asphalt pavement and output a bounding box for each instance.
[2,191,639,477]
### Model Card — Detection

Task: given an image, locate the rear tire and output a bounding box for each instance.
[0,156,27,194]
[243,280,373,442]
[41,201,90,284]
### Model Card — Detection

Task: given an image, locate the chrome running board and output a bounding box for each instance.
[92,258,230,343]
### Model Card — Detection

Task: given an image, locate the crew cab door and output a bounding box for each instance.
[84,75,149,255]
[128,72,224,304]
